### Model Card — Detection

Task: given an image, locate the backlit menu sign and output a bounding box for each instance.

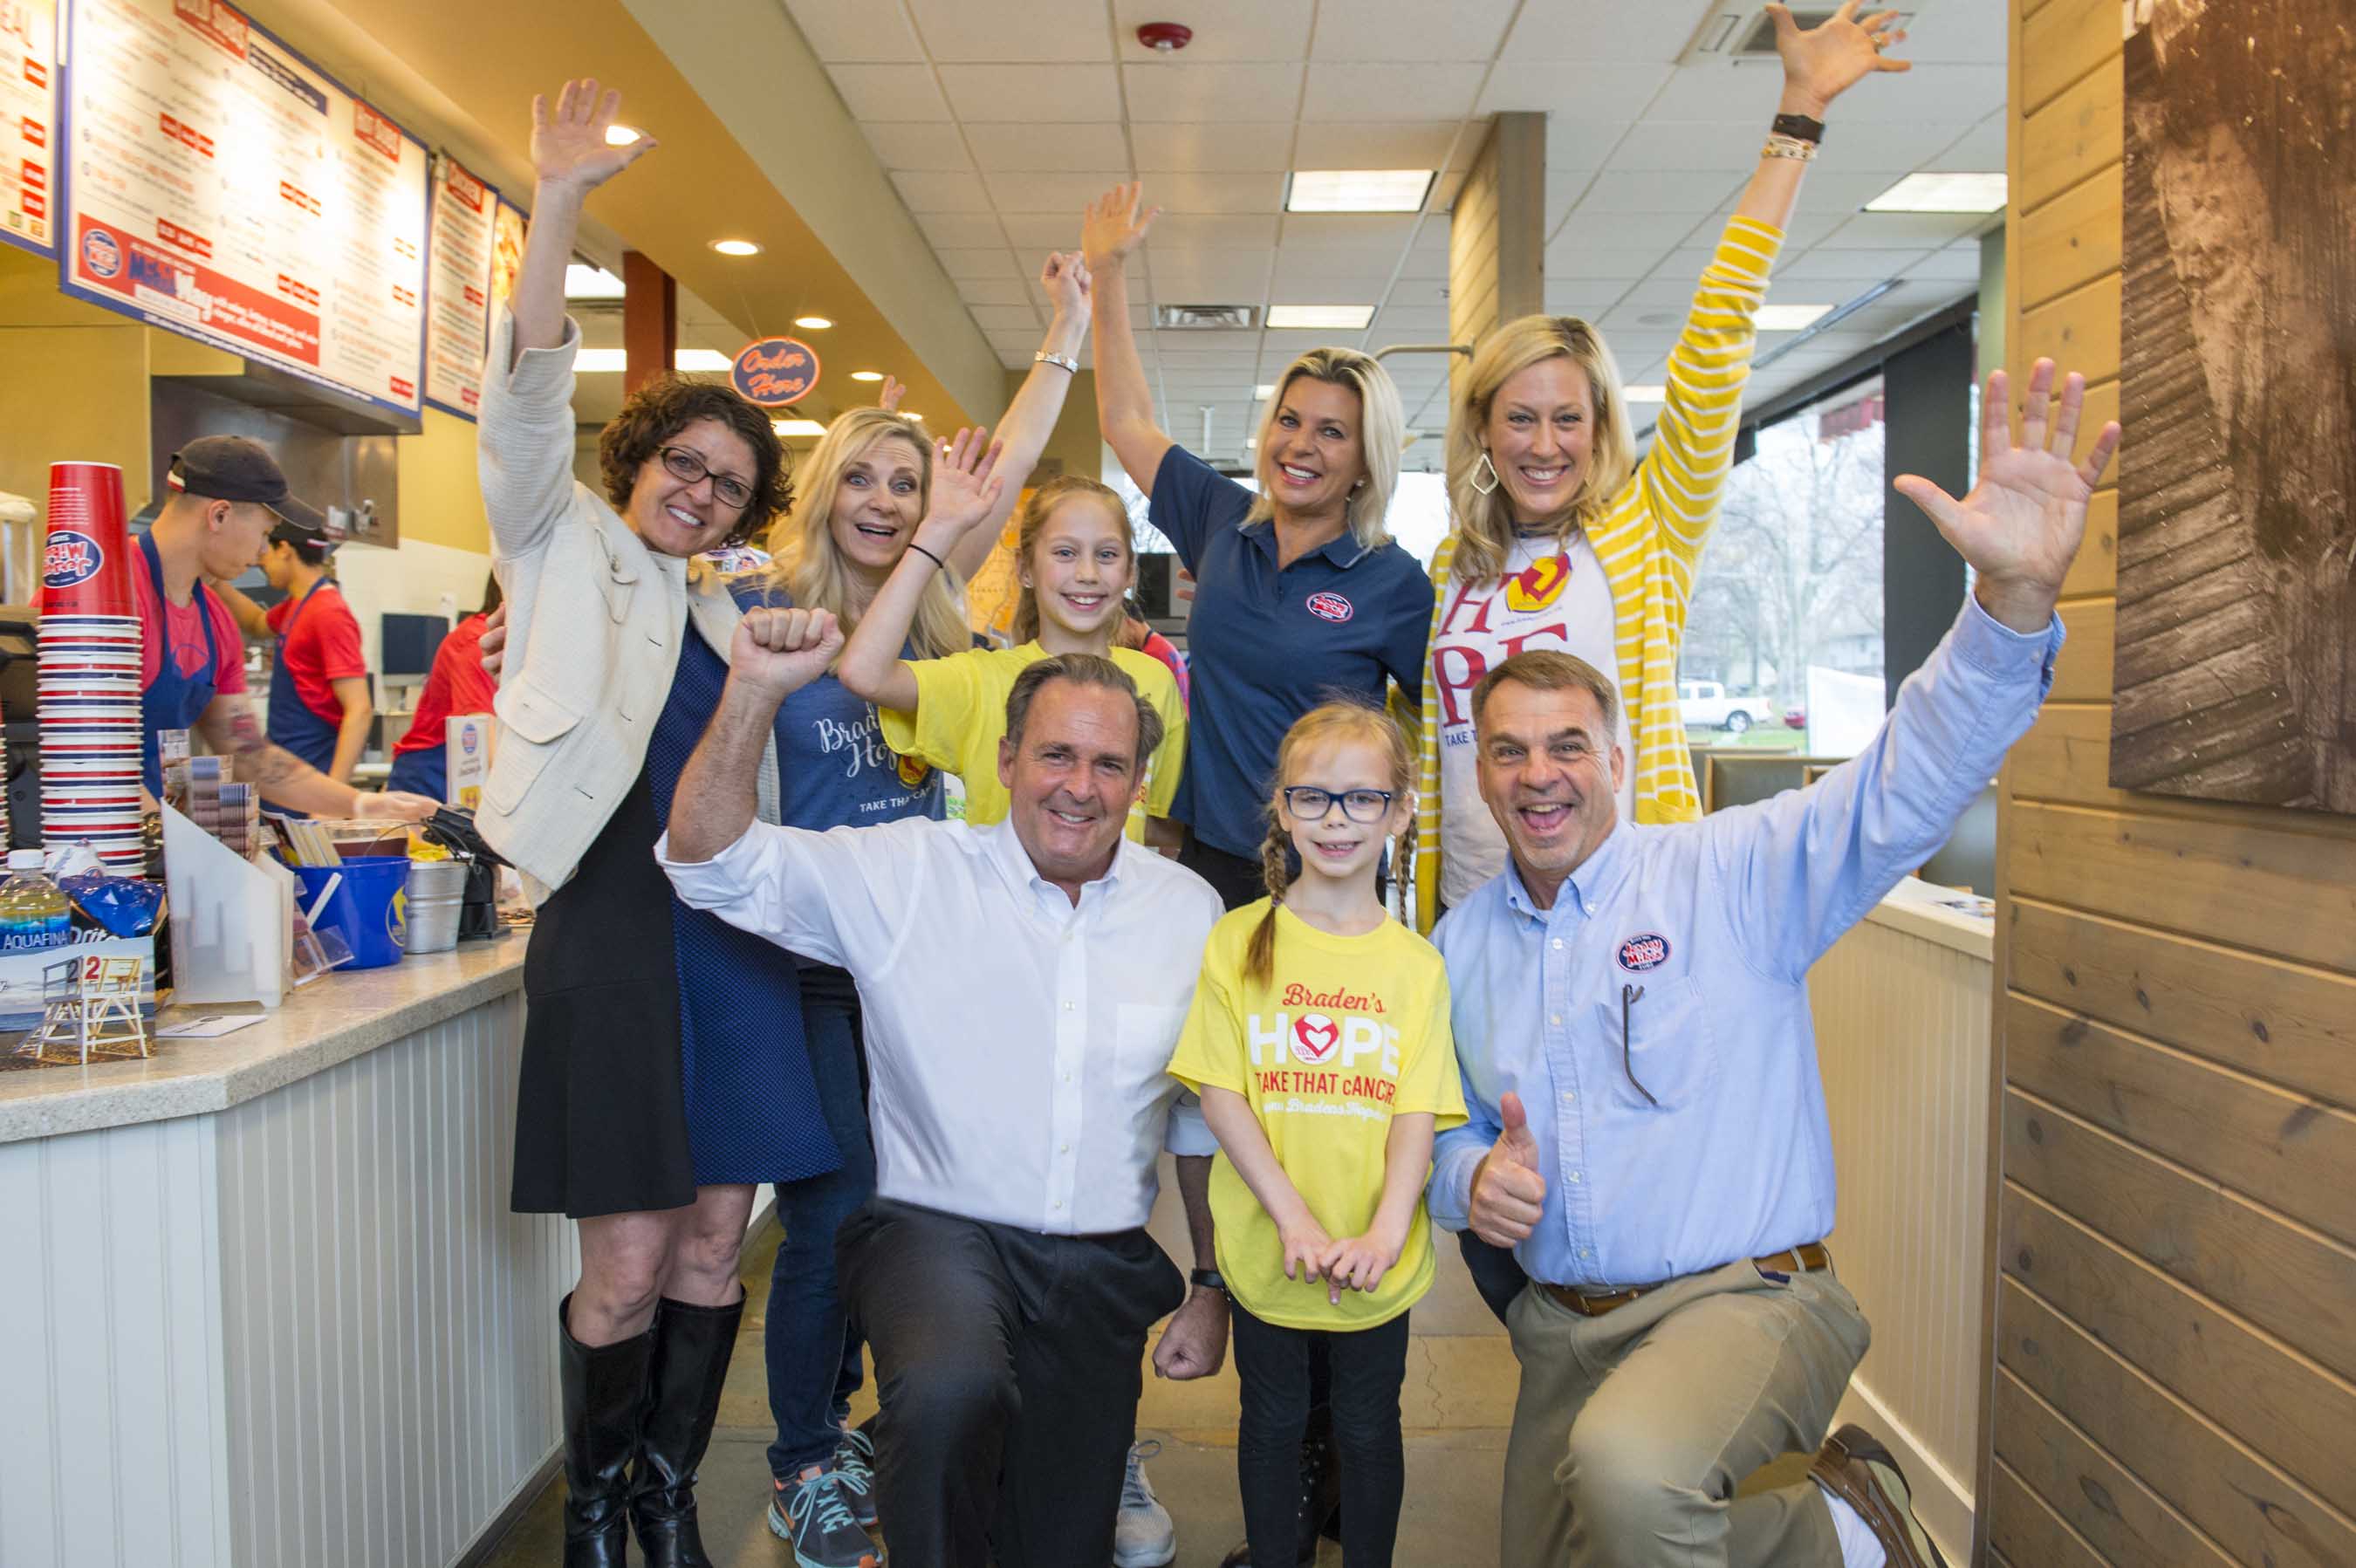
[0,0,55,255]
[60,0,428,415]
[424,153,497,419]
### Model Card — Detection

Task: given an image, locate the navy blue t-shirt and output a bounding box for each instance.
[1149,446,1431,857]
[730,579,946,832]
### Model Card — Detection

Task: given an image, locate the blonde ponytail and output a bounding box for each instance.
[1243,811,1296,986]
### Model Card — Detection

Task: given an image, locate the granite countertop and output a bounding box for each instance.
[1864,875,1996,960]
[0,935,526,1144]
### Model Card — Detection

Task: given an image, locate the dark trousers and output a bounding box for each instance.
[1231,1302,1413,1568]
[1458,1228,1531,1327]
[765,966,877,1479]
[835,1196,1187,1568]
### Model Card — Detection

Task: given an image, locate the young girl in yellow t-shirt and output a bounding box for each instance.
[837,443,1185,843]
[1168,702,1465,1568]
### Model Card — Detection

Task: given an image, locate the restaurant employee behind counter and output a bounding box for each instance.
[132,436,436,824]
[214,517,374,784]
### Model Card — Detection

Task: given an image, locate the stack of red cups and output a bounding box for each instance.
[38,462,147,870]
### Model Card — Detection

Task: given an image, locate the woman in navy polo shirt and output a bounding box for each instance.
[1083,182,1432,910]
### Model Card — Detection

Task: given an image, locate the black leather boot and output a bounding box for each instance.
[1218,1404,1341,1567]
[628,1295,744,1568]
[559,1293,654,1568]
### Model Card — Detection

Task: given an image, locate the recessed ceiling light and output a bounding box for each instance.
[710,238,762,257]
[1285,170,1435,214]
[793,316,834,331]
[1267,305,1374,330]
[772,419,826,437]
[1253,383,1276,398]
[1622,384,1668,402]
[564,264,626,300]
[849,371,885,382]
[604,125,642,147]
[1756,304,1834,332]
[1865,172,2008,214]
[570,348,736,373]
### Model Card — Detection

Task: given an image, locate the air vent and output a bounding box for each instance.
[1154,303,1259,330]
[1681,5,1914,64]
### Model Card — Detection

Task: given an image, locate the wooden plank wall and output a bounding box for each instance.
[1978,3,2356,1565]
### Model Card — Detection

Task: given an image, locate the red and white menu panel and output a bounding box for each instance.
[62,0,427,413]
[424,153,496,419]
[0,0,55,255]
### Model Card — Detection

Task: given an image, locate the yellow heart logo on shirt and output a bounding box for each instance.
[1504,552,1571,613]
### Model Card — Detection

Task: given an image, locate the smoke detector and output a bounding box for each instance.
[1136,22,1193,52]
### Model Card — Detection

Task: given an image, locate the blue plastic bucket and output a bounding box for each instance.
[291,856,410,969]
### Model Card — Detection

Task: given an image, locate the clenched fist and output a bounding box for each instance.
[730,606,843,701]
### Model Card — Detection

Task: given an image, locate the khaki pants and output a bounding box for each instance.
[1499,1256,1870,1568]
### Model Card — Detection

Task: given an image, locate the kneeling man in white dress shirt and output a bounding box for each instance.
[661,620,1229,1568]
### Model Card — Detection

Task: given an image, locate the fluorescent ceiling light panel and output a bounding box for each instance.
[571,348,734,373]
[1266,305,1375,330]
[565,264,626,300]
[772,420,826,437]
[1755,304,1834,332]
[1253,383,1276,398]
[1285,169,1435,214]
[1865,172,2007,213]
[1622,384,1668,402]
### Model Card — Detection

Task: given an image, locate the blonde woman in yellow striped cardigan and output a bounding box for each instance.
[1412,0,1912,933]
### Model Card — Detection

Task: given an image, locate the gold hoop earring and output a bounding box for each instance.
[1471,450,1501,496]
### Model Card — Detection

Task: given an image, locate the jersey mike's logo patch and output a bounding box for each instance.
[1617,933,1671,972]
[1305,591,1354,624]
[1503,551,1571,613]
[42,531,104,588]
[1292,1011,1340,1063]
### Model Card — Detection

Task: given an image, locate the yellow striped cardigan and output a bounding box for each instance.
[1412,216,1784,932]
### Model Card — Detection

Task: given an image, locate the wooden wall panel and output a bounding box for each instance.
[1982,0,2356,1561]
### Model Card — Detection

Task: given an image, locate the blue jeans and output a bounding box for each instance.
[766,964,878,1480]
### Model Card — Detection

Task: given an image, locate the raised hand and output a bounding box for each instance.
[1469,1091,1548,1250]
[730,605,843,700]
[1082,182,1160,273]
[1894,359,2121,634]
[874,374,907,414]
[1770,0,1910,116]
[914,426,1008,551]
[531,79,654,194]
[1041,250,1092,319]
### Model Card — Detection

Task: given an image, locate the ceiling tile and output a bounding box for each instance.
[957,277,1034,305]
[1311,0,1517,59]
[1894,0,2007,65]
[1500,0,1715,62]
[1834,65,2007,123]
[988,328,1044,359]
[1112,0,1315,61]
[1480,62,1671,119]
[825,64,951,121]
[920,212,1010,249]
[1603,122,1766,176]
[1641,64,1785,121]
[1140,169,1291,213]
[1923,115,2006,173]
[1545,241,1670,281]
[969,304,1045,330]
[784,0,925,62]
[1289,121,1467,170]
[936,247,1030,283]
[863,122,975,171]
[963,122,1133,173]
[1279,213,1421,250]
[1814,211,1986,249]
[1810,121,1983,175]
[997,213,1091,250]
[983,169,1138,210]
[1266,277,1388,306]
[1123,62,1305,121]
[1131,122,1296,173]
[1148,214,1283,249]
[1574,170,1745,215]
[892,170,997,213]
[939,65,1123,121]
[1771,249,1932,284]
[905,0,1113,62]
[1904,243,1990,283]
[1369,305,1450,331]
[1302,64,1483,122]
[1145,256,1277,298]
[1543,283,1637,320]
[1561,207,1704,250]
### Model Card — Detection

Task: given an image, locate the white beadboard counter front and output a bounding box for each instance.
[0,936,526,1142]
[0,934,575,1568]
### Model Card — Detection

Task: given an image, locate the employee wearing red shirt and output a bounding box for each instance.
[221,517,373,781]
[385,575,501,802]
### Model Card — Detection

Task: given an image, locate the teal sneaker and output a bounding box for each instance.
[832,1423,880,1530]
[768,1467,881,1568]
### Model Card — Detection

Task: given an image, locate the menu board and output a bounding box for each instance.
[59,0,428,415]
[0,0,55,255]
[423,154,496,419]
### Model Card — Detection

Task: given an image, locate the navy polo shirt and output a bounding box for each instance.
[1151,445,1431,857]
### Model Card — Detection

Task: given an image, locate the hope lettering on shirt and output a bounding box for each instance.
[1431,551,1579,734]
[1246,1003,1402,1108]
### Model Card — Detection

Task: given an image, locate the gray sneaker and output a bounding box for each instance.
[768,1467,882,1568]
[1113,1439,1176,1568]
[832,1423,880,1529]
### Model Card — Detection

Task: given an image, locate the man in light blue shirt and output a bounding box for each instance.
[1429,361,2119,1568]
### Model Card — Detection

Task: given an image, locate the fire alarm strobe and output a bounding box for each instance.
[1136,22,1193,51]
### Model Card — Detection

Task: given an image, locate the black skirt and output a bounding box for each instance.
[510,763,697,1219]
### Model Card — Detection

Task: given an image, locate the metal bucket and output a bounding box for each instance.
[403,859,469,955]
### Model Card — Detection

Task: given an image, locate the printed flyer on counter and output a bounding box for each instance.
[0,0,55,255]
[59,0,428,414]
[424,153,498,419]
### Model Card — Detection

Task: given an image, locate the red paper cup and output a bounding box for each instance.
[42,463,135,618]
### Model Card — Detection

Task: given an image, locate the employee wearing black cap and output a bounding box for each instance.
[134,435,434,822]
[216,515,374,785]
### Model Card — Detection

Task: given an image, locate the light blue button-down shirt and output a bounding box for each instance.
[1428,599,2060,1289]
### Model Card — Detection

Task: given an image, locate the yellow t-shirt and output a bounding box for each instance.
[878,642,1186,840]
[1168,901,1468,1330]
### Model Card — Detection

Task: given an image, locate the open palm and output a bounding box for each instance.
[1894,359,2120,629]
[1082,183,1159,272]
[924,426,1007,541]
[532,79,653,193]
[1771,0,1912,112]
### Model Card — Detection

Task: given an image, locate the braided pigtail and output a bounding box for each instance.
[1243,808,1295,986]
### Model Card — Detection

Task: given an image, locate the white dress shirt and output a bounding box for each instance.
[659,816,1223,1234]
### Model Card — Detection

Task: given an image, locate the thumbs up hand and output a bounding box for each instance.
[1469,1091,1548,1250]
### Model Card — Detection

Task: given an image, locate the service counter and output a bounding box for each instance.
[0,936,568,1568]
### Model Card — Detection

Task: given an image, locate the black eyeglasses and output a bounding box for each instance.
[1281,785,1396,825]
[659,446,755,510]
[1621,983,1657,1106]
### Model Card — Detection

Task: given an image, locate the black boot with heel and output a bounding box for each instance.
[628,1295,745,1568]
[558,1293,655,1568]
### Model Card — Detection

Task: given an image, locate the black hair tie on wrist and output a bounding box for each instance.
[1771,112,1825,145]
[907,541,949,572]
